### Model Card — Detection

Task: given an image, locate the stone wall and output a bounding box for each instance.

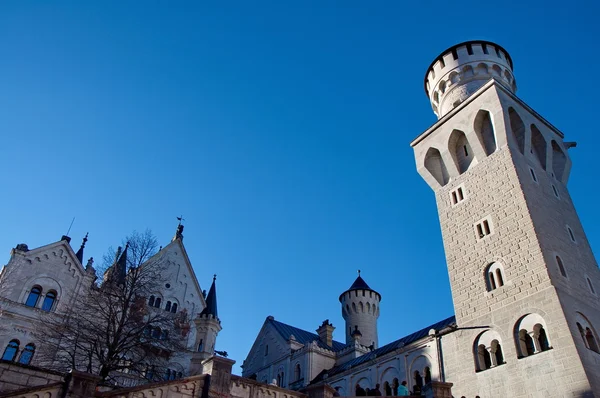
[0,360,65,394]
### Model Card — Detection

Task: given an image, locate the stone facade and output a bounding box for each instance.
[412,41,600,397]
[0,228,221,385]
[244,40,600,398]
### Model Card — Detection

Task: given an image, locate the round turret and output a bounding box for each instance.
[339,272,381,348]
[425,41,516,118]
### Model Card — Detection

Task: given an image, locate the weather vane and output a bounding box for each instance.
[177,215,185,226]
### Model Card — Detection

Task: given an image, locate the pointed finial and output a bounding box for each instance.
[358,269,361,276]
[174,216,185,241]
[213,274,217,282]
[80,232,88,249]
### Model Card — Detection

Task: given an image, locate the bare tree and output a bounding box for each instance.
[37,230,190,384]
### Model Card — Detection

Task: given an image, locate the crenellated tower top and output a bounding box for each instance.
[424,40,516,118]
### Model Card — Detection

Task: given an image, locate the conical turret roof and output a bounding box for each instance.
[339,271,381,302]
[200,275,218,319]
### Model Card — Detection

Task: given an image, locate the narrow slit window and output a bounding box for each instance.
[587,278,596,295]
[496,269,504,287]
[450,185,466,206]
[489,272,497,290]
[552,185,560,198]
[476,217,493,240]
[482,44,488,54]
[567,227,576,242]
[483,220,491,235]
[463,145,469,156]
[530,168,538,182]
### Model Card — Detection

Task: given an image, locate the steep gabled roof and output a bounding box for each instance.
[311,315,457,382]
[267,317,346,352]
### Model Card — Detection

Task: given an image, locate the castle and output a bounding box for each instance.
[0,40,599,397]
[241,41,600,397]
[0,225,222,385]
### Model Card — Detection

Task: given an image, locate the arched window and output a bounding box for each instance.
[556,256,567,277]
[424,147,449,187]
[294,363,301,381]
[515,314,552,358]
[25,286,42,308]
[152,327,161,339]
[585,328,599,353]
[41,291,57,312]
[477,344,492,370]
[2,340,19,361]
[474,330,504,371]
[154,297,162,308]
[18,343,35,365]
[519,330,535,356]
[575,313,600,353]
[485,263,505,292]
[449,129,475,174]
[492,340,504,365]
[197,339,204,352]
[165,301,172,312]
[508,108,525,154]
[536,325,550,351]
[171,303,178,313]
[148,295,155,307]
[531,125,547,170]
[474,110,496,155]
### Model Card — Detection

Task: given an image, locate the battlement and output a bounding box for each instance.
[424,41,516,118]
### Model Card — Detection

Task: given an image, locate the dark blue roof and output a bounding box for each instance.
[200,276,218,319]
[267,317,347,352]
[348,276,371,291]
[311,315,456,382]
[339,275,381,302]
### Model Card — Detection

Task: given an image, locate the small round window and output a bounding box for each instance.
[165,283,171,289]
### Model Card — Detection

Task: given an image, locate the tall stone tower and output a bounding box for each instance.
[340,272,381,348]
[190,275,222,374]
[411,41,600,397]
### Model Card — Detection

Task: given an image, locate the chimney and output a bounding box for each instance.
[316,319,335,347]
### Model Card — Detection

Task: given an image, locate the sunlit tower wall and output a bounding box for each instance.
[411,40,600,397]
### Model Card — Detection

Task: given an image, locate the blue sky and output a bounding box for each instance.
[1,1,599,374]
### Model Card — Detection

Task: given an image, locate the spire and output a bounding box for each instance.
[115,242,129,284]
[75,233,88,264]
[103,243,128,285]
[200,274,218,319]
[339,271,381,302]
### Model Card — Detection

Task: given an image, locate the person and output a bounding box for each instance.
[356,384,366,396]
[366,387,372,396]
[373,384,382,396]
[397,381,409,396]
